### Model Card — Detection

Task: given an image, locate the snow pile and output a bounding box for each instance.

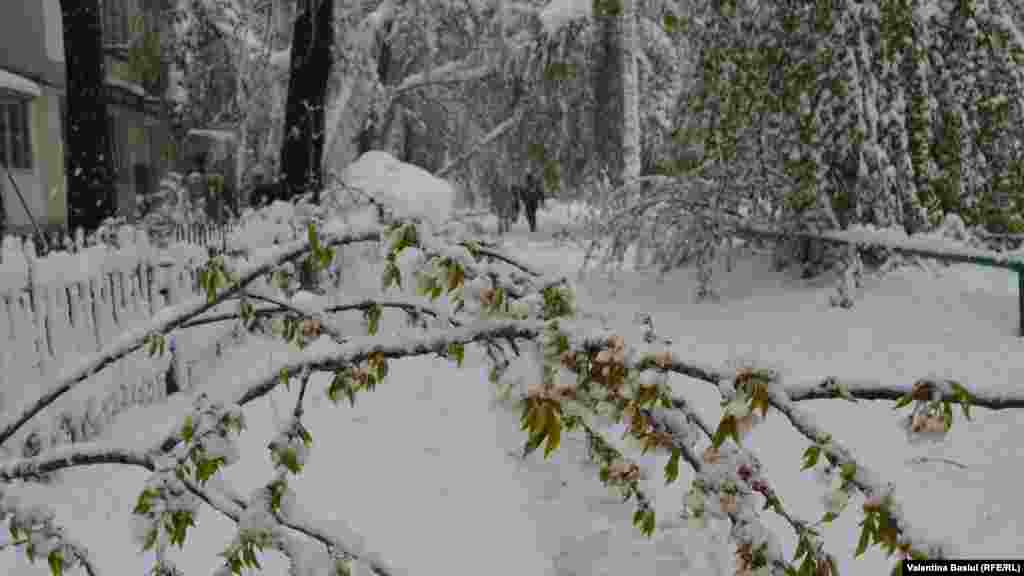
[539,0,593,34]
[228,201,301,253]
[339,151,455,227]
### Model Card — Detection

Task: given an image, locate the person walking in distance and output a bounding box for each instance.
[490,184,520,235]
[518,172,544,233]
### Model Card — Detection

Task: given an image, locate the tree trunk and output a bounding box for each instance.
[619,0,641,183]
[592,4,623,187]
[235,0,251,210]
[357,21,393,157]
[279,0,334,203]
[60,0,116,234]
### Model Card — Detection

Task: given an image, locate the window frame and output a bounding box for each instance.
[0,97,34,171]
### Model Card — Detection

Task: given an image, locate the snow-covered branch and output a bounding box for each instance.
[457,240,544,278]
[436,109,524,178]
[656,358,1024,411]
[785,377,1024,410]
[0,442,152,482]
[390,59,497,96]
[234,319,543,406]
[180,296,461,332]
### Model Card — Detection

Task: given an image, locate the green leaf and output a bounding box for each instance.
[750,381,771,417]
[665,448,681,485]
[195,456,226,484]
[47,551,63,576]
[950,381,972,421]
[793,536,809,562]
[801,445,821,470]
[840,462,857,482]
[143,527,158,552]
[447,342,465,367]
[328,371,356,406]
[365,304,382,336]
[855,515,876,557]
[821,511,839,523]
[543,409,562,458]
[837,384,857,402]
[416,273,435,297]
[334,558,352,576]
[711,415,737,450]
[134,487,156,515]
[279,447,302,474]
[308,223,319,252]
[798,554,815,576]
[523,429,546,457]
[893,394,914,409]
[170,510,194,548]
[636,509,656,537]
[663,13,678,32]
[280,368,290,389]
[298,423,313,448]
[182,415,194,444]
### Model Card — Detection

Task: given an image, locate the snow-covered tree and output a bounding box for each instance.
[584,0,1024,297]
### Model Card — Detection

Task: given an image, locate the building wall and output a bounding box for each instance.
[42,88,67,228]
[1,0,174,233]
[0,1,62,89]
[0,0,63,234]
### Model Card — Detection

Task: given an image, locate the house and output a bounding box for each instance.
[0,0,172,235]
[100,0,174,223]
[0,0,69,234]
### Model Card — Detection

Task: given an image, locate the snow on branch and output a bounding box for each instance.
[785,377,1024,410]
[0,442,151,482]
[390,57,497,96]
[655,357,1024,411]
[180,296,461,333]
[457,240,543,278]
[233,318,544,406]
[436,109,524,178]
[0,229,384,449]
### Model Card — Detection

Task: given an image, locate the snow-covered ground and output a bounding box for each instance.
[1,195,1023,575]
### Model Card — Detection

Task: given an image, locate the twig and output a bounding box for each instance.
[906,457,968,470]
[294,368,312,420]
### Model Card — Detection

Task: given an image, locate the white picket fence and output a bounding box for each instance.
[0,227,238,458]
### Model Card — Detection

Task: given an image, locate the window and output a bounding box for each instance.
[0,99,33,170]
